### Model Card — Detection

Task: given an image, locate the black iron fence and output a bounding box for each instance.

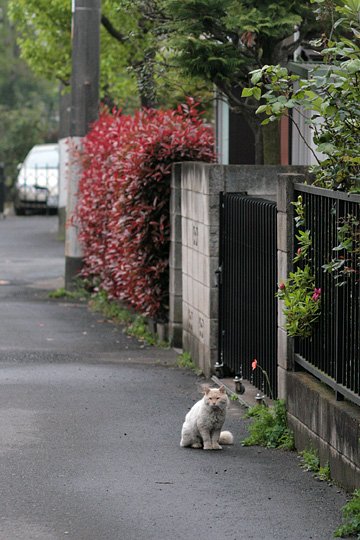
[294,184,360,406]
[218,193,278,398]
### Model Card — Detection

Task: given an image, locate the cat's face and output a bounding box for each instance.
[203,386,228,410]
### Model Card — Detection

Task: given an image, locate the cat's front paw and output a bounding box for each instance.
[191,443,203,449]
[203,443,213,450]
[212,443,222,450]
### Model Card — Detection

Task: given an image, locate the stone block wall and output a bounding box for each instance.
[180,164,223,376]
[169,163,305,376]
[287,372,360,490]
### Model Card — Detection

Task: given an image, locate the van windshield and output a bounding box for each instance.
[26,149,59,168]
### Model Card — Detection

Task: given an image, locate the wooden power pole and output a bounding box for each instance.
[65,0,101,289]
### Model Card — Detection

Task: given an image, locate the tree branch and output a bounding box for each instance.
[101,14,128,43]
[288,110,322,165]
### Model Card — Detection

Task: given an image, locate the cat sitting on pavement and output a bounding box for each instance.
[180,385,234,450]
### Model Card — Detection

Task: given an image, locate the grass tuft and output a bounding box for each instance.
[176,352,202,375]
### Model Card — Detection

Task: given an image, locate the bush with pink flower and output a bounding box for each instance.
[277,195,321,338]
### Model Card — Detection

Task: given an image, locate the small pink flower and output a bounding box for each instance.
[279,282,286,290]
[312,287,321,301]
[297,248,302,256]
[252,359,258,371]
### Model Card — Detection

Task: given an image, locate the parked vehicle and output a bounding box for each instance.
[14,143,59,215]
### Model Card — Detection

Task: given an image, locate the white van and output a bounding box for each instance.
[14,143,59,215]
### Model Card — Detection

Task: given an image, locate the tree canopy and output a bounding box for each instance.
[8,0,212,111]
[161,0,324,162]
[0,0,58,187]
[8,0,336,163]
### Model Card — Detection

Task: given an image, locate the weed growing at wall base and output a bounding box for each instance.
[299,448,331,482]
[334,489,360,538]
[89,289,168,347]
[176,352,202,375]
[242,400,295,450]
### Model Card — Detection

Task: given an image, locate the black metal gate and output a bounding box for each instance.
[218,193,278,398]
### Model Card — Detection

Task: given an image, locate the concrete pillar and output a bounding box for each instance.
[181,163,224,376]
[276,173,306,398]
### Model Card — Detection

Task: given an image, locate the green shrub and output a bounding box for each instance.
[242,400,295,450]
[299,448,331,482]
[176,352,202,375]
[299,448,320,473]
[334,489,360,538]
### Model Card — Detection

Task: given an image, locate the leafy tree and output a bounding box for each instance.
[8,0,212,112]
[0,0,58,189]
[244,0,360,191]
[161,0,327,163]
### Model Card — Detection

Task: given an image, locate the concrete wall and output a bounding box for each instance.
[180,164,221,376]
[287,372,360,491]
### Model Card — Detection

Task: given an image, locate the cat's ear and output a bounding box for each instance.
[219,385,226,393]
[203,385,210,395]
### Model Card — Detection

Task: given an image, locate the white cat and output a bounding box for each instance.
[180,385,234,450]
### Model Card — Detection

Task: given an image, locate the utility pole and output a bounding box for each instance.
[65,0,101,289]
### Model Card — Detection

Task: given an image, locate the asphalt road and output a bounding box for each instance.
[0,215,349,540]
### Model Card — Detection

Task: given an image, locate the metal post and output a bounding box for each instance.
[65,0,101,289]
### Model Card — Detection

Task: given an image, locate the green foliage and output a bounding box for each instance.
[165,0,314,76]
[8,0,137,104]
[176,352,203,374]
[162,0,319,162]
[0,0,58,187]
[299,447,321,472]
[8,0,213,112]
[334,489,360,538]
[88,288,169,347]
[245,0,360,191]
[278,266,321,337]
[89,289,133,326]
[317,463,332,482]
[127,316,158,346]
[242,400,295,450]
[277,196,321,338]
[323,213,360,286]
[48,287,90,301]
[299,448,331,481]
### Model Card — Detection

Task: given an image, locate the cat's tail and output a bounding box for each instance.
[219,431,234,445]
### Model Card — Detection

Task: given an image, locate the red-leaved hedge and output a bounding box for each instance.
[76,99,215,320]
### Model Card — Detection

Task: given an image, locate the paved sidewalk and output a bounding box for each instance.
[0,215,350,540]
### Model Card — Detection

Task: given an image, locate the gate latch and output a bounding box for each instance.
[215,265,222,287]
